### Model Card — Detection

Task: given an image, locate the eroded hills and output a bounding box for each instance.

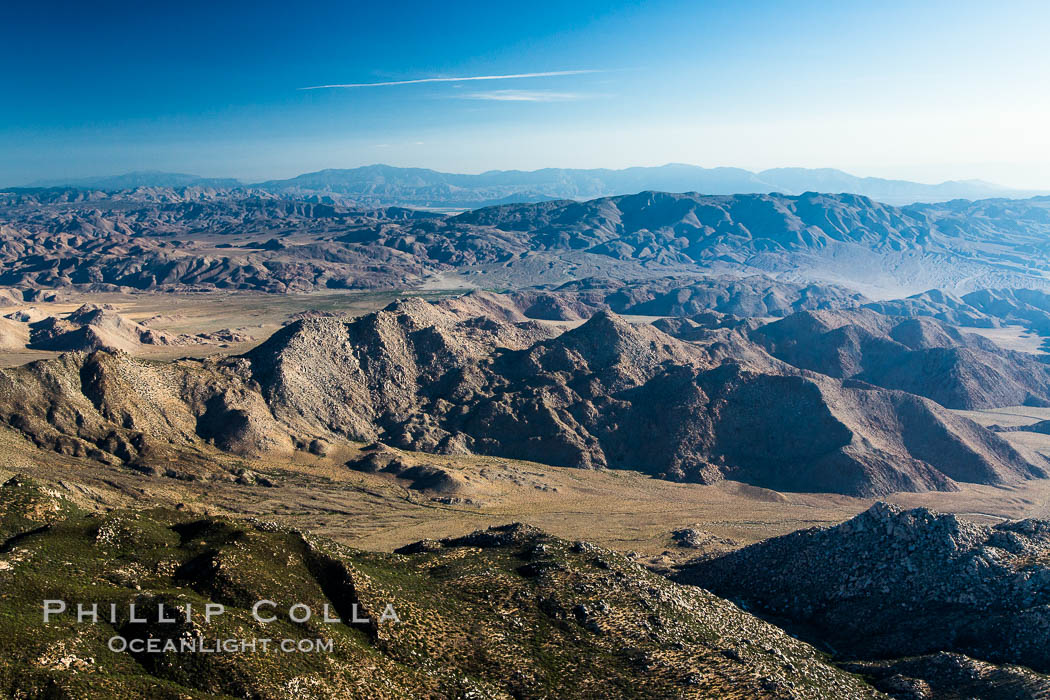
[6,188,1050,295]
[0,293,1044,499]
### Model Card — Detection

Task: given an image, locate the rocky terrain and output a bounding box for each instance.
[439,191,1050,293]
[6,187,1050,294]
[5,179,1050,696]
[0,475,884,699]
[0,294,1041,497]
[0,190,441,292]
[749,309,1050,408]
[864,288,1003,327]
[841,654,1050,700]
[249,298,1049,495]
[0,285,1046,697]
[866,286,1050,335]
[495,276,868,320]
[676,502,1050,697]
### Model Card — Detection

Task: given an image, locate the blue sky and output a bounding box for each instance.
[3,0,1050,187]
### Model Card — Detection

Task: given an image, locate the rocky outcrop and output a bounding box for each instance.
[677,503,1050,672]
[27,304,182,352]
[843,652,1050,699]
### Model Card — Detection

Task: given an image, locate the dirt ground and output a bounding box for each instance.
[3,416,1048,569]
[962,324,1048,354]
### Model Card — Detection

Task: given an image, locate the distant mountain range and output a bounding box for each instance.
[20,164,1047,207]
[26,170,242,190]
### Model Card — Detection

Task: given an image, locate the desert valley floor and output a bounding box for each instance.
[4,288,1050,556]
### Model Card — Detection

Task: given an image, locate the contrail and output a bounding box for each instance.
[299,70,601,90]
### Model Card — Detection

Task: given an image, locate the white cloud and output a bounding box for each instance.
[300,70,601,91]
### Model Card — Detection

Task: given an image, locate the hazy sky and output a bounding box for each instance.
[3,0,1050,187]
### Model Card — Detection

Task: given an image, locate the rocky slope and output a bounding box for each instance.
[0,476,883,699]
[0,192,442,292]
[245,298,1044,495]
[867,286,1050,337]
[864,288,1000,327]
[438,191,1050,292]
[675,502,1050,696]
[750,309,1050,408]
[0,349,284,482]
[0,297,1042,496]
[503,276,868,320]
[961,288,1050,335]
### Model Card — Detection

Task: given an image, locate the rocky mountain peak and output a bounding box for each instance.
[552,310,700,370]
[678,503,1050,672]
[837,501,980,552]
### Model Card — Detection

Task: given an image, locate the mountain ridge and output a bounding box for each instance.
[0,296,1043,496]
[16,163,1047,207]
[8,188,1050,295]
[25,170,241,190]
